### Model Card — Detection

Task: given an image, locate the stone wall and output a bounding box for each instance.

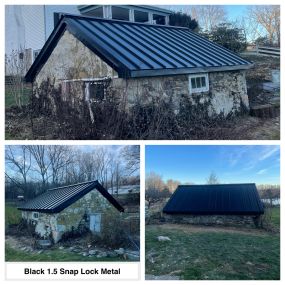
[110,71,249,116]
[34,30,117,91]
[33,30,249,117]
[22,188,120,243]
[163,214,262,228]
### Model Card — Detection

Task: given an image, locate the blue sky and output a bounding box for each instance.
[146,145,280,185]
[161,5,248,22]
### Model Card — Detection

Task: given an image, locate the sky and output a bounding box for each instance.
[161,5,248,22]
[146,145,280,185]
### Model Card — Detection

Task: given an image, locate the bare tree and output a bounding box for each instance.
[206,172,220,184]
[5,145,32,197]
[47,145,74,186]
[26,145,51,189]
[190,5,227,31]
[247,5,280,45]
[121,145,140,175]
[165,179,180,193]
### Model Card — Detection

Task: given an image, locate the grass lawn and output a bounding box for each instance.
[5,86,31,108]
[146,225,280,280]
[270,207,280,227]
[5,203,22,227]
[5,245,124,262]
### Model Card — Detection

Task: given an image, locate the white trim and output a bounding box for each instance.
[189,73,209,94]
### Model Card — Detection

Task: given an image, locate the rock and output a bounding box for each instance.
[246,261,254,266]
[114,248,125,255]
[97,252,107,258]
[72,248,81,253]
[21,247,26,251]
[157,236,171,242]
[125,251,140,261]
[38,240,52,248]
[107,251,118,258]
[37,250,43,254]
[59,246,64,250]
[88,249,97,255]
[82,252,88,257]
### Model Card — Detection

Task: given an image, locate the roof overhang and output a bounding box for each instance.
[129,64,254,78]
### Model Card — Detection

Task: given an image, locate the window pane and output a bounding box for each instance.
[196,77,201,88]
[90,82,105,100]
[112,7,129,21]
[201,76,206,87]
[134,10,148,23]
[191,78,196,89]
[153,14,165,25]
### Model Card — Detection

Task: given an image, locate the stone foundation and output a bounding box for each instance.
[163,214,262,228]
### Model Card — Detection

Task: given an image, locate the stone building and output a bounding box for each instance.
[18,180,125,243]
[163,183,264,228]
[25,14,253,118]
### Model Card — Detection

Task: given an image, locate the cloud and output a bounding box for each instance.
[259,146,279,161]
[257,168,268,175]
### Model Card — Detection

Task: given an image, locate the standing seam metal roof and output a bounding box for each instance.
[18,180,124,213]
[163,183,264,215]
[25,14,253,82]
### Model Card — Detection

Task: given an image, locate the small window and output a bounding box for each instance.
[32,212,39,219]
[89,82,105,101]
[85,79,111,102]
[189,74,209,94]
[33,49,41,61]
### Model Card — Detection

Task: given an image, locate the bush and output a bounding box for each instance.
[29,80,248,140]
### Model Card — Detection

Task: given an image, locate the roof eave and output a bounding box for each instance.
[128,64,254,78]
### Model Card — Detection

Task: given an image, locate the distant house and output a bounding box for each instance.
[5,5,171,75]
[18,180,124,243]
[163,183,264,227]
[25,13,252,118]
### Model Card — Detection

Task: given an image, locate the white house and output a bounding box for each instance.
[5,5,171,75]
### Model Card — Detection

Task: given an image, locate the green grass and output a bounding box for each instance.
[5,245,124,262]
[270,207,280,227]
[146,225,280,280]
[5,204,21,227]
[5,87,31,108]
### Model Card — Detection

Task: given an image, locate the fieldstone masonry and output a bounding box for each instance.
[22,188,120,243]
[163,214,262,228]
[33,30,249,117]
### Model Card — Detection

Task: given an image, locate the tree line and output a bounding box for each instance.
[145,171,280,207]
[5,145,140,200]
[168,5,280,52]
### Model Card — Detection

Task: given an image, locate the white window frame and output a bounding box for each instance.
[32,212,39,220]
[189,73,209,94]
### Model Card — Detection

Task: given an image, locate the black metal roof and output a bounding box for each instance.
[25,14,253,82]
[18,180,124,213]
[163,183,264,215]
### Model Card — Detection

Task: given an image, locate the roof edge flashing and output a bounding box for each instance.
[129,64,254,78]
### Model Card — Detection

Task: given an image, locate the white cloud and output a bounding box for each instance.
[259,146,279,161]
[257,168,267,175]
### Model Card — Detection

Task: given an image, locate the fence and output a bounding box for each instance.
[256,46,280,57]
